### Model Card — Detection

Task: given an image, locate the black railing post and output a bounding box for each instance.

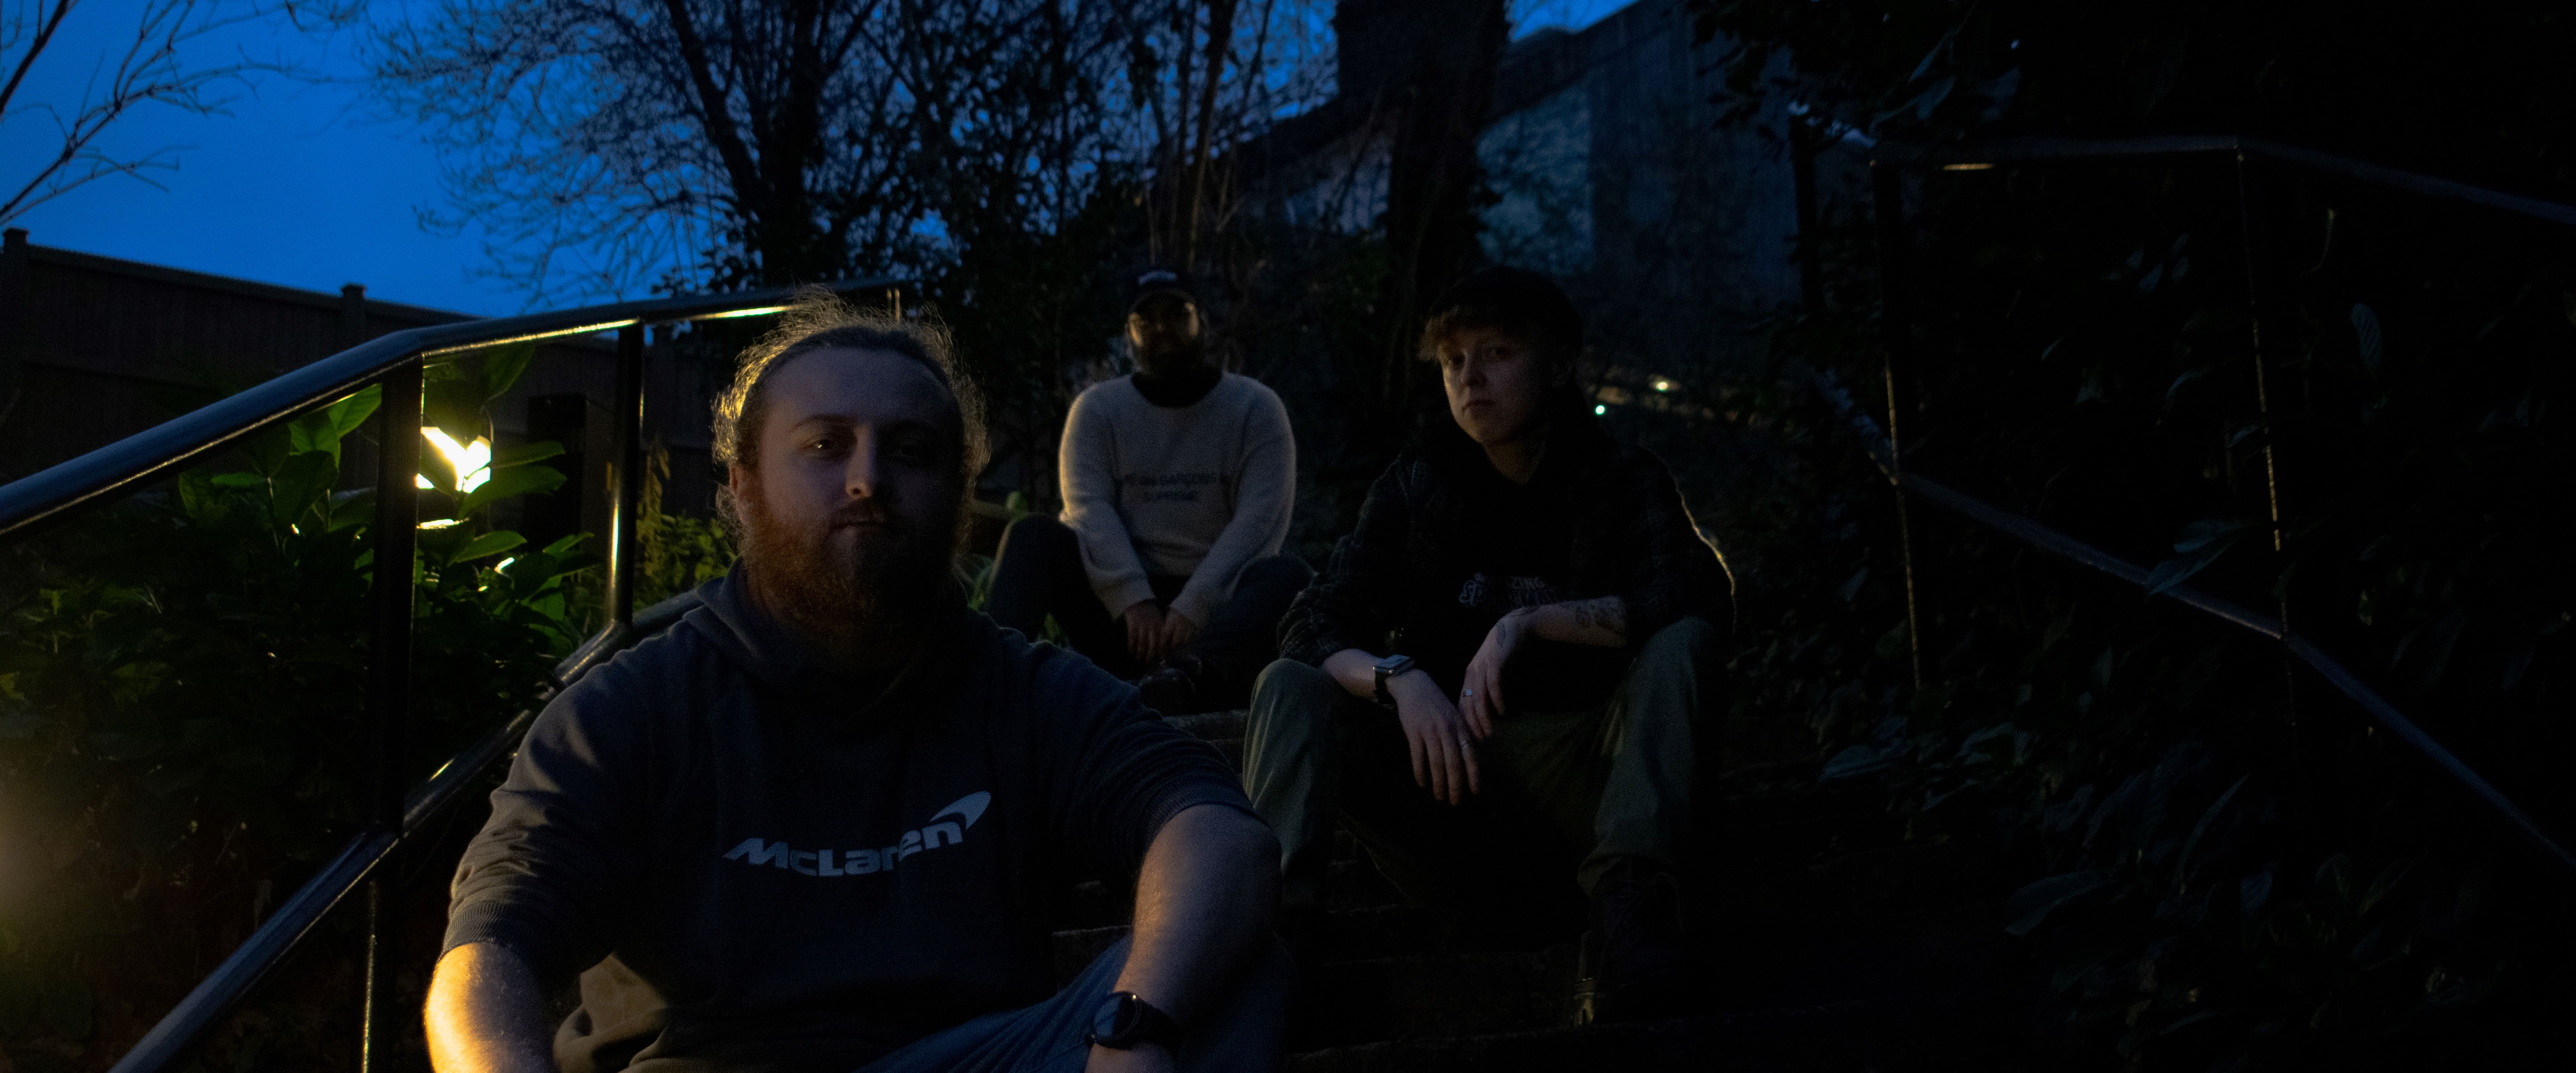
[1872,161,1927,691]
[605,324,646,628]
[361,361,421,1073]
[2233,152,2312,831]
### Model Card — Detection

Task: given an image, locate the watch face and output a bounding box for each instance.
[1094,994,1137,1042]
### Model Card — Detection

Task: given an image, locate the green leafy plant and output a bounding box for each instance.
[0,349,590,1068]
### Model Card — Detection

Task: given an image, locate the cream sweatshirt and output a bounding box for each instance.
[1058,372,1296,628]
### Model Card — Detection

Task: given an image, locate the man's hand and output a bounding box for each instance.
[1388,670,1480,805]
[1087,1042,1176,1073]
[1458,608,1533,738]
[1156,609,1201,658]
[1124,601,1168,664]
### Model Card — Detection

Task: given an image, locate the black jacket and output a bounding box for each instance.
[1280,418,1730,697]
[444,569,1251,1072]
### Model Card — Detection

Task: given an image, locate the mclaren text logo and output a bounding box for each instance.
[721,791,992,877]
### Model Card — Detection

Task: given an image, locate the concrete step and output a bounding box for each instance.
[1283,993,2037,1073]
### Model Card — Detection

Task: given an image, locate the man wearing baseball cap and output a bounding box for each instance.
[986,269,1307,714]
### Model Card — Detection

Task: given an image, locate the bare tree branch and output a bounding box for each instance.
[0,0,354,224]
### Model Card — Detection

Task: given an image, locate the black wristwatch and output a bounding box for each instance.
[1373,653,1416,707]
[1089,991,1182,1050]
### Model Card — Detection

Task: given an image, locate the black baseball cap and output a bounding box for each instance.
[1128,267,1197,313]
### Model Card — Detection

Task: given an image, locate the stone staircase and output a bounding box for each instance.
[1053,711,2054,1071]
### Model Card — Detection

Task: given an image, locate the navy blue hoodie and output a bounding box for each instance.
[443,570,1252,1072]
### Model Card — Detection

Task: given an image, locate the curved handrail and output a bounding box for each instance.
[0,279,901,540]
[1869,134,2576,229]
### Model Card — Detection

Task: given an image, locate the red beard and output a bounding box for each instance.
[736,475,957,643]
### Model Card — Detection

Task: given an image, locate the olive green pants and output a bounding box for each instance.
[1241,618,1719,912]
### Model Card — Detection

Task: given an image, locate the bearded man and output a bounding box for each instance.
[425,299,1286,1073]
[984,269,1305,715]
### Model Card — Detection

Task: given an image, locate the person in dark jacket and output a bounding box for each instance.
[425,296,1286,1073]
[1241,267,1730,1022]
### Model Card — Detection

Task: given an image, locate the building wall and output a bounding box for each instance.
[0,230,729,555]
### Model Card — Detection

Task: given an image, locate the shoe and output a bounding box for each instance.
[1577,858,1692,1023]
[1136,655,1203,715]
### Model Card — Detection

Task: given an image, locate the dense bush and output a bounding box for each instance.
[1678,1,2576,1066]
[0,352,594,1070]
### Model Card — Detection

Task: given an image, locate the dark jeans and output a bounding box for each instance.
[855,937,1290,1073]
[985,515,1311,703]
[1240,618,1722,918]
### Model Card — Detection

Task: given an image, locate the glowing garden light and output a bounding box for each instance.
[1595,404,1608,415]
[419,427,493,494]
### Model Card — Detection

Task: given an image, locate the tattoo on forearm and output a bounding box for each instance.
[1568,597,1626,640]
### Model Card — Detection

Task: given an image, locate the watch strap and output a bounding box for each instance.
[1372,654,1414,706]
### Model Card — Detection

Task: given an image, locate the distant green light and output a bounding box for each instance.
[1594,404,1607,415]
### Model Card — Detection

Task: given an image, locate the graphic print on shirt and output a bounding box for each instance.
[720,791,992,878]
[1457,573,1563,613]
[1124,470,1223,505]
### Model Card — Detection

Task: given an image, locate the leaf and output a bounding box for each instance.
[452,530,527,564]
[1837,565,1869,603]
[267,451,339,530]
[329,488,376,532]
[2005,869,2116,936]
[209,472,264,488]
[2163,366,2210,412]
[2241,864,2276,917]
[541,532,589,556]
[1820,743,1892,781]
[2358,858,2415,918]
[328,383,383,437]
[492,440,566,468]
[1909,23,1962,82]
[2315,853,2354,903]
[1913,75,1955,119]
[480,341,538,401]
[458,464,566,518]
[417,435,460,493]
[2144,540,2236,598]
[2177,775,2249,885]
[2350,303,2384,369]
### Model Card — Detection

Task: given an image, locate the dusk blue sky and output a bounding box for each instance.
[10,1,1631,318]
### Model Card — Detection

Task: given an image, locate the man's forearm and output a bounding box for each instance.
[1525,596,1627,647]
[1115,803,1280,1027]
[425,942,557,1073]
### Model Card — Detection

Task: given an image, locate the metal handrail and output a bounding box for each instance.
[1858,135,2576,875]
[1,280,893,540]
[0,279,902,1073]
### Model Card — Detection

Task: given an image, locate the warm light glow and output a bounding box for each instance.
[420,428,492,494]
[1941,162,1997,172]
[1652,379,1673,392]
[419,518,463,530]
[495,558,516,572]
[696,305,792,321]
[418,319,640,358]
[415,475,434,489]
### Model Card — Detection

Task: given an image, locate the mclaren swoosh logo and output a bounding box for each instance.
[721,791,994,877]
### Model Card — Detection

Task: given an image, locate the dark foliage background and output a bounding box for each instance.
[1673,0,2576,1067]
